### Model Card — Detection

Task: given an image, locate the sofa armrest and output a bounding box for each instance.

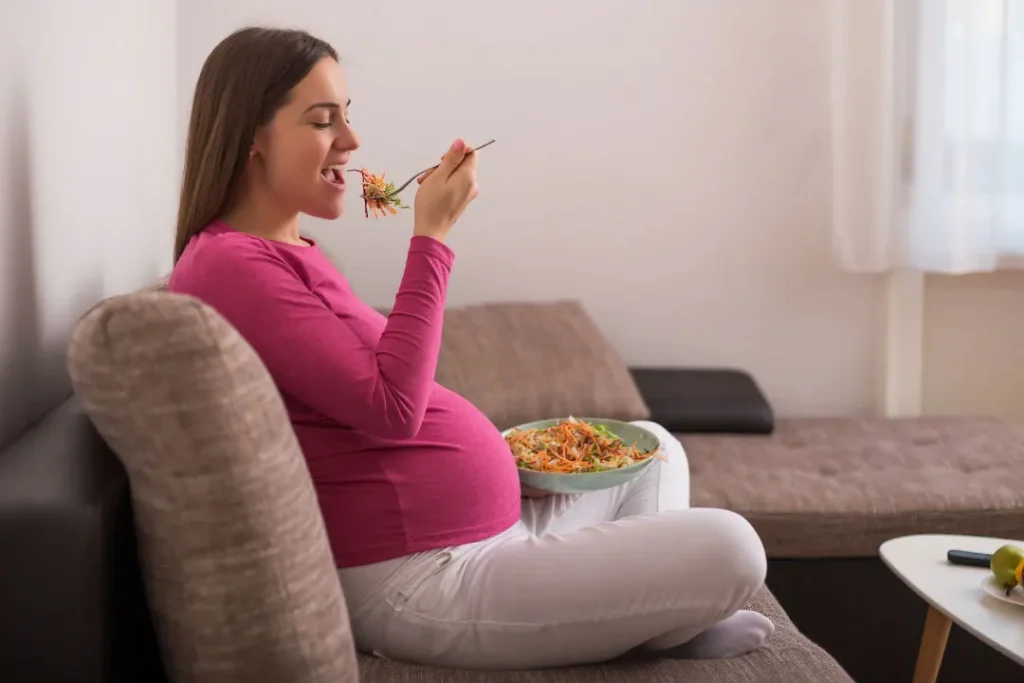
[0,398,165,683]
[629,367,775,434]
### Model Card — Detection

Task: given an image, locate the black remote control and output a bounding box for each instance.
[947,549,992,568]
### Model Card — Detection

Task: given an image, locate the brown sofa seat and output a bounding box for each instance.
[684,417,1024,558]
[358,587,852,683]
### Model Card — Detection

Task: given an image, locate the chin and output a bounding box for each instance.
[306,201,345,221]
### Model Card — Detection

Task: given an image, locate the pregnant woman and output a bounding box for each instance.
[169,26,772,670]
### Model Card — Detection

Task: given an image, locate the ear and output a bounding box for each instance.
[250,126,268,159]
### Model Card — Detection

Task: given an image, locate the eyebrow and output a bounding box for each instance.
[302,99,351,113]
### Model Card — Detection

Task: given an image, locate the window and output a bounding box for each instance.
[910,0,1024,261]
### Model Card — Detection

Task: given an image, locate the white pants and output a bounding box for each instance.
[338,421,767,670]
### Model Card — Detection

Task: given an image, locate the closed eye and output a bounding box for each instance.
[304,100,350,128]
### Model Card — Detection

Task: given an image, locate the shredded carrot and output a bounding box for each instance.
[504,417,661,474]
[357,168,407,219]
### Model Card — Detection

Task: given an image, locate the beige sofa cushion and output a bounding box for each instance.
[435,301,650,430]
[66,291,356,683]
[686,417,1024,558]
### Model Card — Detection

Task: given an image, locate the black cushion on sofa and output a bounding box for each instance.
[629,368,774,434]
[0,398,166,683]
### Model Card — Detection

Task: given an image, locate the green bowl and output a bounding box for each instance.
[502,418,660,494]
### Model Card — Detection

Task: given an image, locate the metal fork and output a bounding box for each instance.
[348,139,496,198]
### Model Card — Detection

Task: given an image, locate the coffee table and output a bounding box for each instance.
[880,534,1024,683]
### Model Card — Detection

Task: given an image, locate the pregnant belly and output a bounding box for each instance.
[299,388,523,565]
[401,388,520,513]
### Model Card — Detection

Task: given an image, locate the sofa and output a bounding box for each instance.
[5,287,1024,683]
[683,418,1024,682]
[0,290,854,683]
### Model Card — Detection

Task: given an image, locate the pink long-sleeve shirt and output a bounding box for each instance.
[169,221,521,567]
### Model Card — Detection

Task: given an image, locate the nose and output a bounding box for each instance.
[335,121,360,152]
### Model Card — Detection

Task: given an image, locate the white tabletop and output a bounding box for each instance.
[880,534,1024,667]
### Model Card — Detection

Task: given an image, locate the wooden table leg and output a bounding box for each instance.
[912,606,952,683]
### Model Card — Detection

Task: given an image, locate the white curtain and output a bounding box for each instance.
[831,0,1024,273]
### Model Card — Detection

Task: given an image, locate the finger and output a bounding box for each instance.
[416,167,437,185]
[449,148,478,192]
[436,138,468,179]
[455,148,478,176]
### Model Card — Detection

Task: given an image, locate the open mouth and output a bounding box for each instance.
[321,165,345,186]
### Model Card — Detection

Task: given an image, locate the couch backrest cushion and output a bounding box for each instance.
[434,300,650,430]
[66,291,356,683]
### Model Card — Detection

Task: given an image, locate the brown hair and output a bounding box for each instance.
[174,27,338,262]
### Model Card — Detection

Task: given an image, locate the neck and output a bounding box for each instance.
[222,180,304,246]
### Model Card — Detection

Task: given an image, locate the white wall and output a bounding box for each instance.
[0,1,178,447]
[924,273,1024,420]
[0,1,1002,427]
[178,0,885,418]
[0,2,1012,449]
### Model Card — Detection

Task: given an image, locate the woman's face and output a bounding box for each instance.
[253,57,359,220]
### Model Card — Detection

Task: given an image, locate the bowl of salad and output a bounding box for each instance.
[502,417,662,494]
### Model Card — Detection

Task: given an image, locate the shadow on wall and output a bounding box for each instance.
[0,1,179,449]
[0,80,50,450]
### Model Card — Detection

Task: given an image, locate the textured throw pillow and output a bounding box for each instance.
[435,300,650,430]
[66,292,357,683]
